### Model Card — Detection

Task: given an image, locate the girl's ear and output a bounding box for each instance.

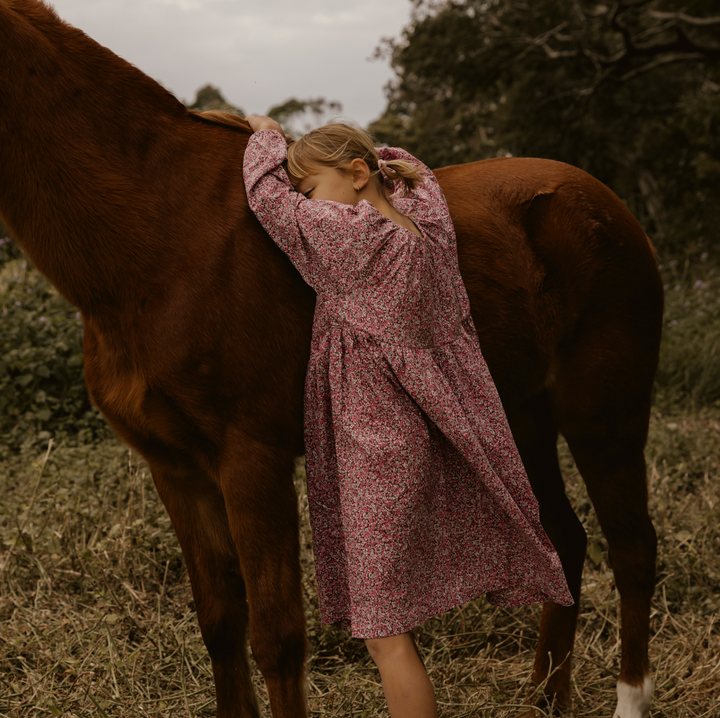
[350,158,371,191]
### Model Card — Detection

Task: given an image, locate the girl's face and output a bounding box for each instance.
[296,164,366,206]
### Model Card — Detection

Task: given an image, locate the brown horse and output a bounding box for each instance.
[0,2,662,717]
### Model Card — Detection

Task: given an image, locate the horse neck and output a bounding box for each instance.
[0,0,240,313]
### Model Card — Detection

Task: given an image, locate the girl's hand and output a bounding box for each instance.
[246,115,284,134]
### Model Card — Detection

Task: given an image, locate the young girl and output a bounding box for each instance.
[242,117,573,718]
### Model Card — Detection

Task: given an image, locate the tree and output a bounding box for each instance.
[188,84,245,117]
[370,0,720,253]
[267,97,343,138]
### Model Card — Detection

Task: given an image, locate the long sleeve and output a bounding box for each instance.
[243,130,407,295]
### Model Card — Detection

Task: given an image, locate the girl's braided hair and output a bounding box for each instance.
[286,123,425,193]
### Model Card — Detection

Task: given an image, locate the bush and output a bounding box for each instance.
[0,234,23,264]
[0,258,108,450]
[655,256,720,407]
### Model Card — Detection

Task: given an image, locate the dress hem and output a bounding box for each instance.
[323,581,574,640]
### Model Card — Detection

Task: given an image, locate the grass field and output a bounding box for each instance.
[1,254,719,717]
[1,402,719,717]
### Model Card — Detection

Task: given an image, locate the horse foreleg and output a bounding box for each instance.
[509,390,587,713]
[220,442,308,718]
[150,462,261,718]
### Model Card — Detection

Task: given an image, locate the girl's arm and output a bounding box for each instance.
[243,130,398,293]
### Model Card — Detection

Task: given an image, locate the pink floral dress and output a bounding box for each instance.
[243,130,573,639]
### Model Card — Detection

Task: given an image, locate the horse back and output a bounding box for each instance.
[435,157,663,409]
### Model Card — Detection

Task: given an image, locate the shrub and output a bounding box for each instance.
[655,256,720,407]
[0,234,23,264]
[0,258,108,450]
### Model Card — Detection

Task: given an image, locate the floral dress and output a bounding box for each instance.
[243,130,573,639]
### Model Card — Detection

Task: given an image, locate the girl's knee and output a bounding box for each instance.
[365,633,415,666]
[364,636,384,664]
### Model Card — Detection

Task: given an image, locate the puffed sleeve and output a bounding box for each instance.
[377,147,455,240]
[243,130,404,294]
[376,147,445,206]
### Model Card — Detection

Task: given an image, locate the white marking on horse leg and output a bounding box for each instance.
[613,676,653,718]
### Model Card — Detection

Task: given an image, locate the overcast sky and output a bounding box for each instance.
[48,0,413,127]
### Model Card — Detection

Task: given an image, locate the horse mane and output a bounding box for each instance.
[189,110,252,133]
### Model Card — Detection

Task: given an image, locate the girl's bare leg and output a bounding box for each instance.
[365,632,438,718]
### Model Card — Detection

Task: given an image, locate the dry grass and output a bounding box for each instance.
[1,406,719,717]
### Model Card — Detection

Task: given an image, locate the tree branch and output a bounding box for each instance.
[500,0,719,101]
[620,52,706,82]
[632,26,720,60]
[610,1,633,55]
[541,44,580,60]
[598,5,720,67]
[647,10,720,27]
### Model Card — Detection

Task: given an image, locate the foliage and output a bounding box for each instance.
[188,85,245,117]
[655,255,720,406]
[0,258,108,451]
[0,233,22,265]
[370,0,720,255]
[267,96,343,138]
[187,84,245,117]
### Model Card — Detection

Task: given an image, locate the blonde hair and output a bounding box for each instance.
[286,123,425,193]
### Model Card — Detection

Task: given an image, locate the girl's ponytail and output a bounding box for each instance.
[377,159,425,193]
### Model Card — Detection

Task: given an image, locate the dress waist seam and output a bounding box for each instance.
[312,310,473,350]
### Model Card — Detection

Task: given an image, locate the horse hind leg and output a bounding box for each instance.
[149,458,261,718]
[554,352,657,718]
[507,389,587,714]
[566,443,655,718]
